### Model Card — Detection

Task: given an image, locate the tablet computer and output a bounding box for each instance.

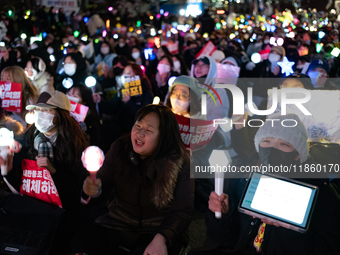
[238,172,318,233]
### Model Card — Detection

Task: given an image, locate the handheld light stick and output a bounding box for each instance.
[81,146,105,181]
[85,76,99,114]
[0,128,21,176]
[209,150,231,219]
[62,78,73,89]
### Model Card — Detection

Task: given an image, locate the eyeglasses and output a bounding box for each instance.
[34,107,53,113]
[171,91,189,101]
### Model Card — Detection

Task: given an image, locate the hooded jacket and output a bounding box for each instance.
[31,71,55,94]
[190,55,230,121]
[56,53,88,93]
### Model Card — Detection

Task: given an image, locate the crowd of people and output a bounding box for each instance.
[0,3,339,255]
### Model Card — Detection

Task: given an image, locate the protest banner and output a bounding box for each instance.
[195,41,217,59]
[175,114,219,151]
[0,81,22,113]
[121,75,143,97]
[69,101,89,122]
[20,159,62,208]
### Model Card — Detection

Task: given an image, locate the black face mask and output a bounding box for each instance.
[259,146,299,167]
[114,67,124,76]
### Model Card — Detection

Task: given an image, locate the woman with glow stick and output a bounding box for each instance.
[73,104,194,255]
[1,91,89,254]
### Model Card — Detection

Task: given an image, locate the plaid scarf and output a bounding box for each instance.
[33,132,57,165]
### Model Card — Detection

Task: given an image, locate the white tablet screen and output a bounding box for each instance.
[240,173,317,228]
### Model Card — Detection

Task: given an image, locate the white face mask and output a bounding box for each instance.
[100,47,110,55]
[264,39,270,44]
[47,47,54,54]
[268,53,281,63]
[26,68,38,80]
[34,111,56,133]
[296,64,305,69]
[119,43,125,48]
[173,61,181,73]
[308,70,327,87]
[157,63,171,74]
[170,98,190,115]
[64,63,76,76]
[132,52,140,60]
[67,94,80,103]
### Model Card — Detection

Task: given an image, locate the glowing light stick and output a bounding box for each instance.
[85,76,99,114]
[0,128,21,176]
[251,53,261,64]
[209,150,231,219]
[62,78,73,89]
[153,96,160,105]
[277,57,295,76]
[81,146,104,181]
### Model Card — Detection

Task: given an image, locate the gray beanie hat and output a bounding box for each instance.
[254,114,309,163]
[170,75,202,99]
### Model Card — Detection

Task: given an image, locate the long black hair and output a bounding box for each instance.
[26,108,88,166]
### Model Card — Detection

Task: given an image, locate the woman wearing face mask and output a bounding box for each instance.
[25,57,55,94]
[131,46,145,66]
[172,54,189,75]
[230,73,314,166]
[2,91,89,254]
[56,52,88,93]
[165,76,201,118]
[92,42,117,81]
[72,104,194,255]
[150,55,179,102]
[114,37,131,58]
[67,84,102,147]
[146,46,171,78]
[200,114,340,255]
[1,66,40,129]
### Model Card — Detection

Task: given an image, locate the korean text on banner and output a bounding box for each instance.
[175,114,219,151]
[70,101,89,122]
[20,159,62,208]
[121,76,143,97]
[195,41,217,59]
[0,81,22,113]
[267,89,340,143]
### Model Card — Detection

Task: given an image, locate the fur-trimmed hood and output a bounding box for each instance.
[146,156,184,209]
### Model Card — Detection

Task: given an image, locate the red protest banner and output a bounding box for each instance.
[195,41,217,59]
[175,114,219,151]
[69,101,89,122]
[0,81,22,113]
[20,159,62,208]
[167,41,179,55]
